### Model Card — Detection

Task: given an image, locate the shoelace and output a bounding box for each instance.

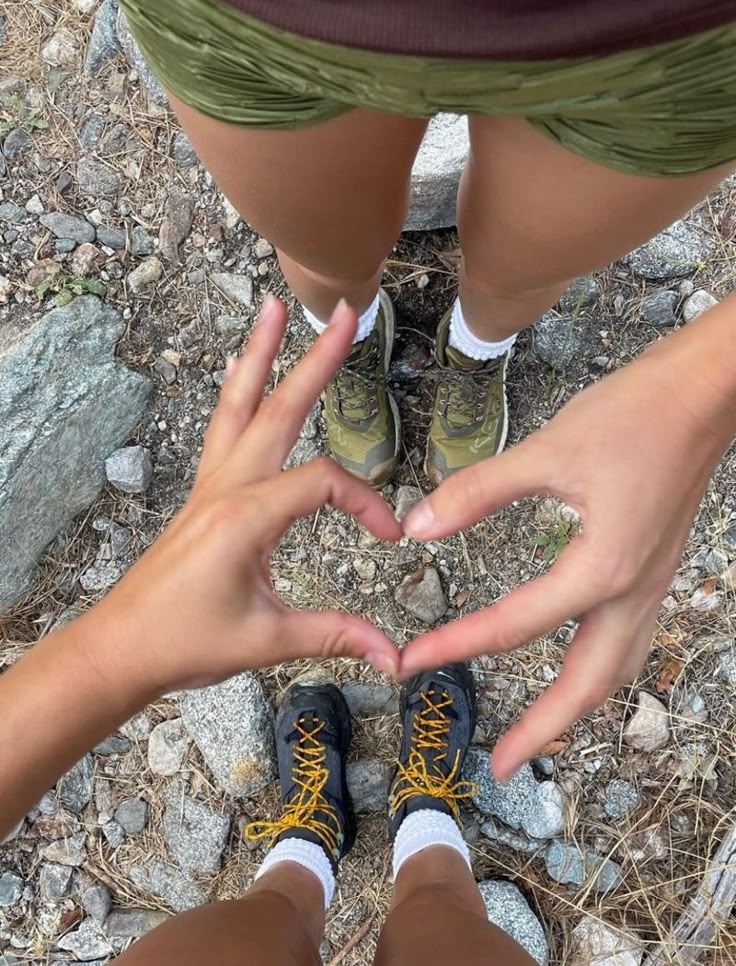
[390,689,477,822]
[334,336,383,422]
[245,716,341,857]
[438,363,501,429]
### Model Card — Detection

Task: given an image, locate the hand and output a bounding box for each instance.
[400,323,736,780]
[90,297,401,696]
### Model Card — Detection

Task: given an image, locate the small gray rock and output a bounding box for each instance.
[131,225,155,256]
[179,673,276,797]
[215,315,247,339]
[80,112,106,150]
[80,559,126,591]
[623,218,714,280]
[545,841,622,893]
[641,290,677,327]
[395,567,447,624]
[342,683,399,717]
[96,224,126,249]
[571,918,643,966]
[477,880,548,965]
[162,785,231,874]
[115,799,148,834]
[211,272,253,307]
[254,237,274,258]
[42,832,87,866]
[623,692,670,751]
[533,312,586,370]
[127,256,162,294]
[93,734,131,755]
[682,289,718,322]
[394,485,423,522]
[41,27,80,66]
[57,918,113,959]
[58,755,94,813]
[81,883,112,922]
[147,718,190,777]
[604,779,640,820]
[159,189,193,262]
[3,128,33,161]
[77,156,122,197]
[173,131,198,168]
[346,759,392,813]
[481,818,545,854]
[116,7,168,105]
[40,211,95,243]
[559,276,601,314]
[105,444,152,493]
[0,872,23,907]
[84,0,119,75]
[39,863,73,900]
[127,860,205,912]
[105,908,169,938]
[153,355,177,384]
[0,201,27,224]
[102,819,125,847]
[522,781,566,840]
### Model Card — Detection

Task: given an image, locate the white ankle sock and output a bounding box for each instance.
[255,838,336,908]
[448,299,517,361]
[392,809,471,880]
[304,293,380,344]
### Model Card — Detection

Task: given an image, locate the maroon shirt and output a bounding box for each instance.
[221,0,736,59]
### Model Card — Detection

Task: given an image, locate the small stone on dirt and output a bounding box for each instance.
[604,779,640,820]
[0,873,23,907]
[58,754,94,813]
[153,355,177,384]
[640,290,677,327]
[353,557,377,582]
[147,719,190,777]
[682,289,718,322]
[77,155,122,196]
[105,445,153,494]
[477,880,548,965]
[40,211,95,243]
[105,908,170,938]
[41,28,80,66]
[346,759,392,813]
[533,312,586,369]
[395,566,447,624]
[571,918,643,965]
[84,0,119,75]
[254,237,273,258]
[114,799,148,834]
[96,225,126,249]
[127,860,205,912]
[173,131,198,168]
[3,128,33,161]
[623,692,670,751]
[102,819,126,847]
[131,226,155,256]
[559,275,601,313]
[42,832,87,866]
[127,256,162,294]
[342,683,399,717]
[162,785,231,874]
[211,272,253,307]
[81,883,112,922]
[71,243,102,276]
[394,485,423,521]
[57,918,113,959]
[39,863,73,900]
[80,559,126,591]
[623,218,714,279]
[546,841,622,893]
[159,189,193,262]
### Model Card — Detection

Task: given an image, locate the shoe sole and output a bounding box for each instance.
[424,349,510,487]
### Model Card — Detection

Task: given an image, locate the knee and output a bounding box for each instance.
[460,257,571,302]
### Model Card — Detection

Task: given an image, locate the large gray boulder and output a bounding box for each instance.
[0,296,151,607]
[406,114,469,230]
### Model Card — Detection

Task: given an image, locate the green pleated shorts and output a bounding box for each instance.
[121,0,736,177]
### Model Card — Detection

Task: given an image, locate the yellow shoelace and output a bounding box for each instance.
[244,716,341,858]
[390,689,477,822]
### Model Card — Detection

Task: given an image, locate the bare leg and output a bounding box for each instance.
[375,845,537,966]
[169,95,428,319]
[458,115,734,341]
[113,863,323,966]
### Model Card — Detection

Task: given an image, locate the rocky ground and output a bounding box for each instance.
[2,2,736,964]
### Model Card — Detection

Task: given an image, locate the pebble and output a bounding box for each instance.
[162,785,231,874]
[604,779,640,819]
[41,28,80,65]
[173,131,198,168]
[545,841,622,893]
[699,548,728,575]
[102,819,126,847]
[147,718,190,777]
[254,237,274,258]
[3,128,33,161]
[0,201,27,224]
[394,484,423,522]
[81,883,112,922]
[533,312,585,370]
[689,589,721,612]
[128,860,205,913]
[571,919,643,966]
[342,683,399,717]
[640,290,677,327]
[42,832,87,866]
[57,918,113,960]
[71,242,102,276]
[0,873,23,908]
[211,271,253,307]
[215,314,247,339]
[75,0,99,10]
[79,559,126,591]
[131,225,155,255]
[77,155,122,197]
[682,289,718,322]
[159,189,193,262]
[179,673,276,797]
[346,759,392,813]
[39,863,73,900]
[395,566,447,624]
[481,818,545,854]
[96,225,126,250]
[153,355,177,384]
[114,799,148,834]
[84,0,119,75]
[353,557,377,582]
[477,880,548,965]
[0,275,11,303]
[623,692,670,751]
[40,211,95,244]
[127,256,163,294]
[105,908,170,938]
[624,218,714,279]
[559,275,601,313]
[81,111,107,148]
[58,755,94,813]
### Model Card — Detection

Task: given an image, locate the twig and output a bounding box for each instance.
[327,915,376,966]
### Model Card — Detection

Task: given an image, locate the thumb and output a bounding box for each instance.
[277,608,399,677]
[403,439,544,541]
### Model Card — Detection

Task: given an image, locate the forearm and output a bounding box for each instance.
[0,607,154,838]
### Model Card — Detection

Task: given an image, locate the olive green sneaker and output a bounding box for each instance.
[323,290,400,487]
[425,308,510,485]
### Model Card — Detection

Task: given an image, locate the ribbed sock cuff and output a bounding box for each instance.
[256,838,336,908]
[448,299,517,361]
[303,292,380,343]
[392,809,471,880]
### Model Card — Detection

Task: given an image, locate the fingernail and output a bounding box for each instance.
[366,651,397,677]
[403,501,436,540]
[330,297,349,322]
[225,355,237,379]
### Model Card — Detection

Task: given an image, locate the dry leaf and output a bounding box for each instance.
[702,578,718,595]
[656,657,684,693]
[454,590,470,608]
[540,736,569,755]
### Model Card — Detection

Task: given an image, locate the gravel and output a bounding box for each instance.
[604,779,640,820]
[162,783,231,874]
[41,28,80,66]
[682,289,718,322]
[3,128,33,161]
[623,692,670,751]
[77,156,122,197]
[533,312,586,369]
[39,863,73,900]
[105,445,153,494]
[57,755,94,813]
[127,256,163,294]
[545,841,622,893]
[127,860,205,912]
[0,872,23,907]
[395,566,447,623]
[39,211,96,243]
[623,218,714,279]
[96,225,126,249]
[81,883,112,922]
[346,759,392,813]
[211,272,254,308]
[477,880,548,964]
[640,290,677,327]
[393,485,423,522]
[147,719,190,777]
[102,819,126,847]
[84,0,119,75]
[42,833,87,866]
[571,918,643,965]
[57,918,113,960]
[159,189,193,262]
[559,275,601,313]
[173,131,198,168]
[114,799,148,834]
